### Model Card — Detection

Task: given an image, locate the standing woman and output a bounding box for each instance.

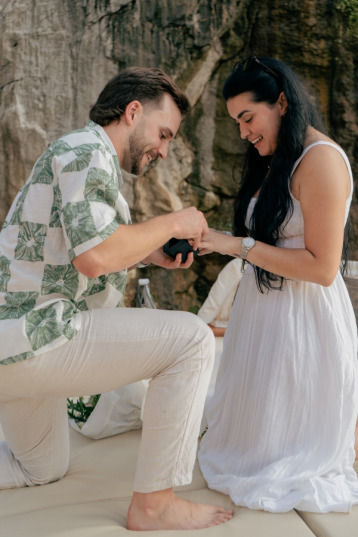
[198,57,358,513]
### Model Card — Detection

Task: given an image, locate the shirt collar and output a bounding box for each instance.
[86,121,123,187]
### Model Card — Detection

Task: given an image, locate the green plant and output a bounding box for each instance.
[67,394,101,427]
[336,0,358,37]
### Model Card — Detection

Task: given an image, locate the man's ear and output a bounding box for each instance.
[124,100,142,125]
[278,92,288,116]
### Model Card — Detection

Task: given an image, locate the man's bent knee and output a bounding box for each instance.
[24,458,70,486]
[18,446,70,487]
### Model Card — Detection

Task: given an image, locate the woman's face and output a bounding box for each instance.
[226,91,287,156]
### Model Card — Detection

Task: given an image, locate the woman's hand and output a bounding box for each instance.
[194,229,234,256]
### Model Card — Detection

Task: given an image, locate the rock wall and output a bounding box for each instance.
[1,0,357,310]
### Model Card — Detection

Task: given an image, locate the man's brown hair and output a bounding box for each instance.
[89,67,191,126]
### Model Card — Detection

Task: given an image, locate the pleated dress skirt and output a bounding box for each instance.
[198,264,358,513]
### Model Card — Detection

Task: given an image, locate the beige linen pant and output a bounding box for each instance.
[0,308,215,492]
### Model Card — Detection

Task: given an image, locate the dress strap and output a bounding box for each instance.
[290,141,353,199]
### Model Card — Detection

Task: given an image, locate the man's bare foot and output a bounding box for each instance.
[126,488,234,531]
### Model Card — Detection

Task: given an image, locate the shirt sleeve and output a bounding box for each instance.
[57,147,122,261]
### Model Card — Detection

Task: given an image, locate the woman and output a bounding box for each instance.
[197,56,358,513]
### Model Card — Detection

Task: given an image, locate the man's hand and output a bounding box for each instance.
[167,207,209,251]
[146,248,195,269]
[73,206,208,278]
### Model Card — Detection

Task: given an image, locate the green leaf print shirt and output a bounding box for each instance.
[0,122,131,364]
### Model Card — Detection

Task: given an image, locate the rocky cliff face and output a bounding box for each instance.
[1,0,357,310]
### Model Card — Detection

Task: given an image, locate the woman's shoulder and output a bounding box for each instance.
[295,128,349,169]
[303,128,345,155]
[290,128,352,199]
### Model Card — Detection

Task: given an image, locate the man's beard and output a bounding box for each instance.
[129,125,147,175]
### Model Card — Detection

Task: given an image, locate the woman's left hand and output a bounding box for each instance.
[193,229,231,256]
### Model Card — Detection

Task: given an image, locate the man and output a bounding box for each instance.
[0,67,233,530]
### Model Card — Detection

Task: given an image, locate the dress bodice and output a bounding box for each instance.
[246,142,353,249]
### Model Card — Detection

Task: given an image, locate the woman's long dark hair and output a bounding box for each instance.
[223,57,327,292]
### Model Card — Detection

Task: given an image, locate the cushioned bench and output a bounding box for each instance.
[1,336,358,536]
[1,417,358,536]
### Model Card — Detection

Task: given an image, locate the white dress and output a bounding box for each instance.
[198,142,358,513]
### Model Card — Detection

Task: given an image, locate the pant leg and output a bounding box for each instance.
[133,316,215,492]
[0,308,215,491]
[0,398,69,488]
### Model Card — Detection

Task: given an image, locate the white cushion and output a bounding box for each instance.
[0,425,322,537]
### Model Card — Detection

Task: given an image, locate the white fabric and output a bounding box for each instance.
[68,380,149,439]
[2,423,337,537]
[201,337,224,433]
[347,261,358,279]
[197,259,243,327]
[0,307,215,493]
[199,142,358,513]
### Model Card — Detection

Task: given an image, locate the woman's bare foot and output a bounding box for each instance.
[126,489,234,531]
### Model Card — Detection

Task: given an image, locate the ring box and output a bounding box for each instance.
[163,238,199,263]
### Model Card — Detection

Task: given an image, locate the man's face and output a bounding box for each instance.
[128,94,182,175]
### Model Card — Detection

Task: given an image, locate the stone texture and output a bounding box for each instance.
[0,0,357,310]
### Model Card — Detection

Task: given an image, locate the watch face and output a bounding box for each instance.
[243,237,255,248]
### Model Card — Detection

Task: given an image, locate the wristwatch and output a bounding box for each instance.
[240,237,256,259]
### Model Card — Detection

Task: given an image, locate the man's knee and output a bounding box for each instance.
[0,442,70,489]
[15,439,70,487]
[190,313,216,348]
[183,313,216,370]
[25,455,70,486]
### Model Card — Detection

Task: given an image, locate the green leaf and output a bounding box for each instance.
[62,153,92,173]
